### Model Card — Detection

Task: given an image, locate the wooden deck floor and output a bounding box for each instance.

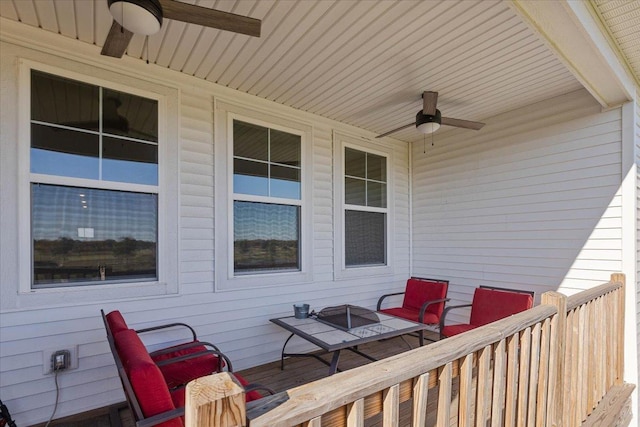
[44,332,439,427]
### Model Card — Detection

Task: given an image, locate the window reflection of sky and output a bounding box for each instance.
[31,148,99,179]
[32,184,157,241]
[233,175,300,199]
[103,158,157,185]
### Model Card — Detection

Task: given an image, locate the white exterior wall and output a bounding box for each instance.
[412,87,638,410]
[0,37,411,425]
[412,89,623,302]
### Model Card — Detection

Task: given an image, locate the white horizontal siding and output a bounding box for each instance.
[412,89,623,327]
[0,41,411,426]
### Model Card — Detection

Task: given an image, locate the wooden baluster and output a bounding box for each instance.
[491,339,507,427]
[412,372,430,427]
[436,363,452,427]
[527,322,541,427]
[347,399,364,427]
[517,327,532,427]
[505,333,520,426]
[535,317,551,427]
[383,384,399,427]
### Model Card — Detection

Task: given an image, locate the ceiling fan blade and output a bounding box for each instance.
[441,117,485,130]
[159,0,261,37]
[422,91,438,116]
[376,122,415,138]
[101,21,134,58]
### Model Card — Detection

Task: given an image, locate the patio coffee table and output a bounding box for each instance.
[270,311,428,375]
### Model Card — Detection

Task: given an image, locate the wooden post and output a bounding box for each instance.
[185,372,247,427]
[541,291,566,427]
[610,273,626,385]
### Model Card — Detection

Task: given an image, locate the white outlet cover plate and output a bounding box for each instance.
[43,345,79,375]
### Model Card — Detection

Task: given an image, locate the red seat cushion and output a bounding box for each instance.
[114,329,182,427]
[106,311,129,335]
[469,288,533,327]
[379,307,439,325]
[152,342,223,389]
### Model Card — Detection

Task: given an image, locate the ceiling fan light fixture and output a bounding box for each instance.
[108,0,163,35]
[416,109,442,134]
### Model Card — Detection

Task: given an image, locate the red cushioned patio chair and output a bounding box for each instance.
[376,277,449,345]
[439,285,534,339]
[102,310,273,427]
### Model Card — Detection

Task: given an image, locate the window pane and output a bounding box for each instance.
[234,159,268,196]
[367,182,387,208]
[32,184,157,287]
[103,89,158,142]
[103,137,158,185]
[234,201,300,273]
[345,210,386,266]
[234,120,268,161]
[345,147,366,178]
[345,177,366,205]
[367,153,386,182]
[271,165,300,199]
[31,70,99,131]
[31,123,99,179]
[271,129,301,167]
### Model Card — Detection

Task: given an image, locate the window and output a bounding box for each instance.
[232,120,302,274]
[214,101,312,289]
[29,70,159,288]
[344,147,388,267]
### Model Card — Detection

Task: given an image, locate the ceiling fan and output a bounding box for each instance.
[102,0,261,58]
[376,91,485,138]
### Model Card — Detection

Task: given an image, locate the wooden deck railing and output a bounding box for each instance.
[185,274,634,427]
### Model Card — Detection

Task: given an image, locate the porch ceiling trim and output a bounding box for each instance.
[509,0,634,109]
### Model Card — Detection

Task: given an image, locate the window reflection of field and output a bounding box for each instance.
[33,238,156,284]
[234,239,299,272]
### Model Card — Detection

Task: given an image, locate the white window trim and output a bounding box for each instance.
[215,99,313,291]
[17,59,179,300]
[333,131,394,280]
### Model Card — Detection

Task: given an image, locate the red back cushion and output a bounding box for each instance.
[106,311,129,336]
[469,288,534,326]
[402,279,448,317]
[114,329,182,427]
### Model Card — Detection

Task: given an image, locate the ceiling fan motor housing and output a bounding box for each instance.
[108,0,163,35]
[416,108,442,134]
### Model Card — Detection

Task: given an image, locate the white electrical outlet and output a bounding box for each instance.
[43,345,79,374]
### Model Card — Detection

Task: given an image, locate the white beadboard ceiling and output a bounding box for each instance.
[592,0,640,89]
[2,0,632,143]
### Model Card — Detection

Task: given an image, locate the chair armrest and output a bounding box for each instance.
[135,322,198,342]
[438,303,473,336]
[136,407,185,427]
[417,298,450,323]
[376,292,406,311]
[154,346,233,373]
